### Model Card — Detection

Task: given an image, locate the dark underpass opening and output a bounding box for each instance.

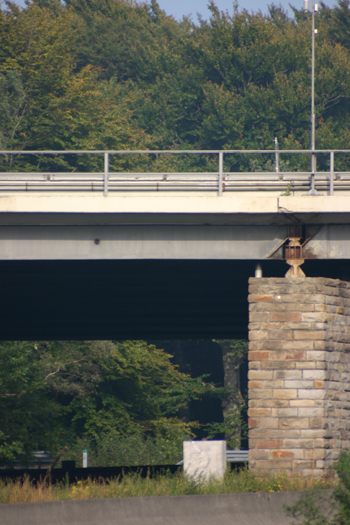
[0,258,348,340]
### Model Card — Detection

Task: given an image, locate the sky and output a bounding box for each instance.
[12,0,338,19]
[155,0,337,21]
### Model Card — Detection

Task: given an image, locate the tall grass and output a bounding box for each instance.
[0,469,335,504]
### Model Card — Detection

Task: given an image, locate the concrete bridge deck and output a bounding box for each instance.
[1,194,350,261]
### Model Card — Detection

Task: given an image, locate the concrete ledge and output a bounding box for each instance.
[1,194,350,216]
[0,491,307,525]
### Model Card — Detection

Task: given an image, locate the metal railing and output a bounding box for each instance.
[1,149,350,196]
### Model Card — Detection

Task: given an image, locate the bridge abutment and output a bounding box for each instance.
[248,277,350,477]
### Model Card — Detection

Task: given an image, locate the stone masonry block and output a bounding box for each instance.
[303,370,327,380]
[305,449,326,460]
[248,408,271,417]
[270,351,305,361]
[306,351,326,360]
[296,361,316,369]
[249,449,270,460]
[274,370,302,380]
[268,330,293,340]
[279,341,314,351]
[253,460,293,470]
[273,389,297,400]
[283,439,314,449]
[279,418,309,429]
[270,312,301,322]
[261,361,296,370]
[263,380,284,389]
[294,331,327,340]
[271,408,298,418]
[293,460,315,470]
[301,429,326,438]
[298,389,326,400]
[298,408,324,418]
[248,294,274,303]
[264,429,301,439]
[301,312,328,322]
[260,418,279,429]
[249,331,268,341]
[257,439,281,449]
[285,380,314,389]
[249,399,289,408]
[290,399,315,407]
[248,370,273,380]
[249,388,273,399]
[248,381,262,389]
[272,449,305,460]
[248,351,270,361]
[249,312,271,322]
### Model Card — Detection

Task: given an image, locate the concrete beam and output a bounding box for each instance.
[1,195,350,223]
[0,225,287,260]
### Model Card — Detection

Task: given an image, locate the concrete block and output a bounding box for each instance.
[183,441,226,482]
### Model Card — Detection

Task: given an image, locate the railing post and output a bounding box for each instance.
[330,151,334,196]
[274,137,279,173]
[218,151,223,196]
[104,152,109,197]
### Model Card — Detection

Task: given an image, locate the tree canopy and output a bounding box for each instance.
[1,0,350,172]
[0,340,224,466]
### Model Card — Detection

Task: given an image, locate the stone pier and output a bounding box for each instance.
[248,277,350,478]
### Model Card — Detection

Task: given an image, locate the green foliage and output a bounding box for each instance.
[0,468,335,504]
[285,490,336,525]
[2,0,350,166]
[206,405,248,449]
[332,451,350,524]
[0,340,223,466]
[64,429,188,466]
[285,451,350,525]
[213,339,248,362]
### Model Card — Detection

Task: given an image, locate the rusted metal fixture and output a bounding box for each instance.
[285,225,306,277]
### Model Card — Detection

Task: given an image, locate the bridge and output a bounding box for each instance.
[2,149,350,478]
[1,149,350,340]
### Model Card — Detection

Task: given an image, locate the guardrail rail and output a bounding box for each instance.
[1,149,349,195]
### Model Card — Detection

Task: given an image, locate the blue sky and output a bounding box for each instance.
[155,0,337,21]
[13,0,338,19]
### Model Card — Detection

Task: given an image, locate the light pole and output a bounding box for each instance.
[304,0,319,195]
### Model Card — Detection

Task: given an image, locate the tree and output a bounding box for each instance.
[207,340,248,449]
[0,340,221,466]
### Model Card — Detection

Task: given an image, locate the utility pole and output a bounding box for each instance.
[304,0,320,195]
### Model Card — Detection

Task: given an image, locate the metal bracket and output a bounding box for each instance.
[284,225,306,278]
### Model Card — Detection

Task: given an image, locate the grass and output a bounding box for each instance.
[0,469,335,504]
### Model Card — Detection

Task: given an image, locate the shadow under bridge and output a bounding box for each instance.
[0,259,288,341]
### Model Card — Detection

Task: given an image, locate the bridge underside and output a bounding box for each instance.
[0,259,346,341]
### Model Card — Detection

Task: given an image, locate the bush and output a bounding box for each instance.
[285,451,350,525]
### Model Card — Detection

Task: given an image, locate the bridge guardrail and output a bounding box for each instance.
[1,149,349,196]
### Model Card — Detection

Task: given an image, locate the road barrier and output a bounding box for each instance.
[1,148,349,195]
[0,490,312,525]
